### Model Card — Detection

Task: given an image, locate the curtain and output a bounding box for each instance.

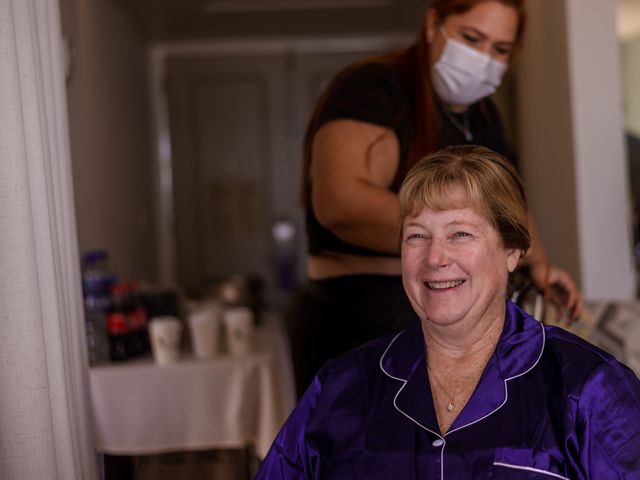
[0,0,95,478]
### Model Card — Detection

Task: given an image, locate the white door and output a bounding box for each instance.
[167,54,288,294]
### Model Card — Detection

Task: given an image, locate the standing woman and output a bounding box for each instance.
[290,0,582,395]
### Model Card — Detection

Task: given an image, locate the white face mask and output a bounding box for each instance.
[431,28,508,107]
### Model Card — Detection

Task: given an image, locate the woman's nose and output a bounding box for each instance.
[424,239,449,269]
[478,43,493,56]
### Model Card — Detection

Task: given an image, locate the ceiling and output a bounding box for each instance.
[112,0,425,42]
[113,0,640,44]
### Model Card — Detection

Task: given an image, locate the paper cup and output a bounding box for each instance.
[149,316,182,365]
[188,303,222,360]
[223,307,254,356]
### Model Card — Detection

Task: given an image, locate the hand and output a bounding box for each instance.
[529,262,583,324]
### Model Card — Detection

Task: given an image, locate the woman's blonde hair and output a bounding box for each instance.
[398,145,531,253]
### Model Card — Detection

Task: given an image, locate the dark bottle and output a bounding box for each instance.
[127,283,150,356]
[81,249,116,365]
[107,282,149,361]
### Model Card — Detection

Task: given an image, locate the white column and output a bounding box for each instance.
[564,0,636,300]
[517,0,636,301]
[0,0,96,478]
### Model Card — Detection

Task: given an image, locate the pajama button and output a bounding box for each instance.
[432,439,444,447]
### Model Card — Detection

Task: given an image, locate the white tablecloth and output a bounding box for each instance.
[89,313,295,458]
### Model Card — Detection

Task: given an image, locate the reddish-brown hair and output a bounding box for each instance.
[300,0,527,210]
[429,0,527,51]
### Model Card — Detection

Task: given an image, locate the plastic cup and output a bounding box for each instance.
[149,316,182,365]
[223,307,254,356]
[188,303,222,360]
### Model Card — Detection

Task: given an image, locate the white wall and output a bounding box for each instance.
[62,0,156,282]
[566,0,635,300]
[517,0,636,300]
[622,34,640,136]
[516,0,581,285]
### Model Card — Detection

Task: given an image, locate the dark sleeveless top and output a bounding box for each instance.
[305,62,517,257]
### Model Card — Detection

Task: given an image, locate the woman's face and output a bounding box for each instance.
[401,198,520,329]
[427,1,519,64]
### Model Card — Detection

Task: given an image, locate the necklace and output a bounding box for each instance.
[427,364,456,413]
[441,107,473,142]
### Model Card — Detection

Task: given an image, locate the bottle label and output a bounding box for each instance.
[107,312,128,334]
[128,307,148,331]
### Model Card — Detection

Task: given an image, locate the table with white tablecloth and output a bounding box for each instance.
[89,313,295,459]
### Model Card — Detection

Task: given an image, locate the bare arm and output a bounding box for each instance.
[311,119,402,254]
[311,120,584,319]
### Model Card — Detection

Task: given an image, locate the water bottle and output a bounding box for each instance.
[81,249,116,365]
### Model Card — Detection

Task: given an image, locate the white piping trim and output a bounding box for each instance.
[493,462,570,480]
[378,317,547,480]
[445,321,546,436]
[378,331,406,382]
[380,332,445,479]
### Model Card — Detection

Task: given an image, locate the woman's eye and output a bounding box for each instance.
[494,45,512,57]
[462,33,480,45]
[406,232,429,242]
[452,231,471,239]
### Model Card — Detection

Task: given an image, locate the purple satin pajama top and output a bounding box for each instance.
[256,302,640,479]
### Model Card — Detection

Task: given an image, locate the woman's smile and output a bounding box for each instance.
[424,279,466,290]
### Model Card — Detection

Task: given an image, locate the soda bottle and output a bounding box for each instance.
[107,282,149,361]
[126,282,150,357]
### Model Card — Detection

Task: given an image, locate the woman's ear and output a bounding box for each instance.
[425,9,438,44]
[506,248,522,273]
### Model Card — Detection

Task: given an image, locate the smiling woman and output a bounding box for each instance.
[256,145,640,479]
[398,145,529,432]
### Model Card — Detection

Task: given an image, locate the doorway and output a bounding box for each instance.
[157,40,406,303]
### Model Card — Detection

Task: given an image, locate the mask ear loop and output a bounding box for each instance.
[439,24,451,41]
